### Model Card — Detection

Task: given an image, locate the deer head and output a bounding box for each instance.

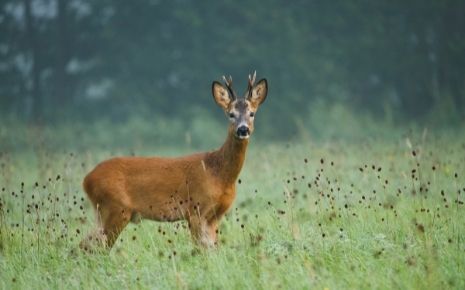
[212,71,268,139]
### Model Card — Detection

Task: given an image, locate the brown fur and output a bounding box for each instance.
[80,74,266,251]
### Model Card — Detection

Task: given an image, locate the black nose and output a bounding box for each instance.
[237,125,250,137]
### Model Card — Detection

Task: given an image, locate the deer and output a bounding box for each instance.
[80,72,268,251]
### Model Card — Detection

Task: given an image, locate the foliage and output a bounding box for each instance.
[1,0,464,129]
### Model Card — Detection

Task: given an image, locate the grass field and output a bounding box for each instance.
[0,127,464,289]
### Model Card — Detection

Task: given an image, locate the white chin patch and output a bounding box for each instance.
[237,135,250,140]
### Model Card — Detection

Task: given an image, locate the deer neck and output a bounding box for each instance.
[208,125,249,185]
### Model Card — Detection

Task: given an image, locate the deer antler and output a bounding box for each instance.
[222,75,236,100]
[222,75,233,87]
[247,70,257,98]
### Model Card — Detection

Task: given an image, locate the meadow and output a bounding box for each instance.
[0,121,464,290]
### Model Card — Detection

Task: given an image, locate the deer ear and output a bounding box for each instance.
[249,78,268,108]
[212,81,231,110]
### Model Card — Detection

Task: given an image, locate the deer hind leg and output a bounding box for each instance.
[80,201,131,252]
[100,202,132,248]
[79,223,106,252]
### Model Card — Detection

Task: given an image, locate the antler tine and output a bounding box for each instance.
[249,70,257,85]
[247,70,257,97]
[222,75,233,88]
[222,75,236,99]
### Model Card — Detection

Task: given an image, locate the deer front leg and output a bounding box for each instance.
[188,216,218,248]
[206,219,219,246]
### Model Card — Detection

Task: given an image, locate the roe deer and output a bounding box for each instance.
[80,72,268,251]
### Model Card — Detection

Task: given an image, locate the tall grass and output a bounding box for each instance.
[0,120,464,289]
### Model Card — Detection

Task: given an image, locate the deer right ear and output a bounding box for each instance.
[212,81,231,110]
[249,78,268,108]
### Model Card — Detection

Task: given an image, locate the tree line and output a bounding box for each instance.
[1,0,464,124]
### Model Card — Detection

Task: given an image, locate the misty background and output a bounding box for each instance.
[1,0,464,151]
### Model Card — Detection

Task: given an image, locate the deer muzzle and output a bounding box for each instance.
[236,125,250,139]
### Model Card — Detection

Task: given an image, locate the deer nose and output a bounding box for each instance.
[237,125,250,137]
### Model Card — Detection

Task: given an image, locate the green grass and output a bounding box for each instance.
[1,129,464,289]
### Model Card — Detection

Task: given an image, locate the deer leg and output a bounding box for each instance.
[80,202,107,252]
[100,202,131,248]
[80,201,131,251]
[206,219,219,246]
[79,227,107,253]
[188,216,216,248]
[204,205,229,246]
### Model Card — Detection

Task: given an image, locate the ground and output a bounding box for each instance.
[0,130,464,289]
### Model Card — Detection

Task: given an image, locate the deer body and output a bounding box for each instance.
[81,73,267,250]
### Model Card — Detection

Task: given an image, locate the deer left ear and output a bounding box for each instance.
[248,78,268,108]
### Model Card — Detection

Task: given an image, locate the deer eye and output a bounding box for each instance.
[229,113,235,118]
[249,112,255,117]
